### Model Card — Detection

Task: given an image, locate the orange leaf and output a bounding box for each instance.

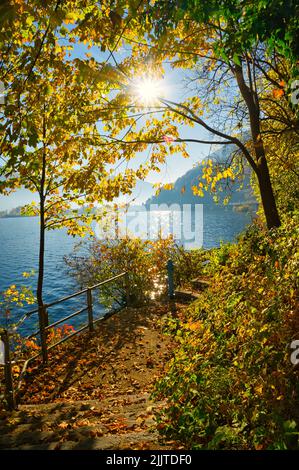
[272,88,284,99]
[58,421,69,429]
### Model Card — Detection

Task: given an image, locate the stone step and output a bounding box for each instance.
[190,278,210,291]
[174,290,201,302]
[0,393,168,450]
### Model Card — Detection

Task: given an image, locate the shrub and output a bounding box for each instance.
[66,235,206,307]
[66,236,173,307]
[154,213,299,449]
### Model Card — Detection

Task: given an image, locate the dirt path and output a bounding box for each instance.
[0,302,184,450]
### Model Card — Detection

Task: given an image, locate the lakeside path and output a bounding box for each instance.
[0,302,185,450]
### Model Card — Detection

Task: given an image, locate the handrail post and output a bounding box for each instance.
[1,329,16,410]
[39,305,48,364]
[87,288,94,332]
[125,272,130,307]
[167,259,175,299]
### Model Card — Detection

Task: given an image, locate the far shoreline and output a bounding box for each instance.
[0,215,35,219]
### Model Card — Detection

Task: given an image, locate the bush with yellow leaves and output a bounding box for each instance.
[154,212,299,449]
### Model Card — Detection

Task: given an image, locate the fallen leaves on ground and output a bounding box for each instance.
[0,303,185,450]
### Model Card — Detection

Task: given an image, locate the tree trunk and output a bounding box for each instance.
[234,64,281,229]
[37,195,48,326]
[37,107,48,328]
[256,156,281,229]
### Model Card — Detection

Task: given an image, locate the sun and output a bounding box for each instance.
[133,76,164,106]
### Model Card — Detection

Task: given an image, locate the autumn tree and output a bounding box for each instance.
[78,0,299,229]
[146,0,298,229]
[252,91,299,215]
[0,1,147,334]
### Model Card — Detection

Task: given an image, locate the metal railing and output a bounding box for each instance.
[28,272,128,362]
[0,328,16,410]
[0,271,129,410]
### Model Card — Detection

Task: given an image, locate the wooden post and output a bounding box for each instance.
[167,259,175,299]
[39,305,48,364]
[1,329,16,410]
[125,273,130,307]
[87,288,94,332]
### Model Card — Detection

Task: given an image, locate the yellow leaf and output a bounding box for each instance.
[255,385,263,395]
[163,183,174,191]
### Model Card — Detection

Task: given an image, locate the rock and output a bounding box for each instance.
[14,443,50,450]
[59,440,78,450]
[46,441,61,450]
[73,436,121,450]
[15,430,55,445]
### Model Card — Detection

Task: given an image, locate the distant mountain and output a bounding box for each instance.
[117,179,154,205]
[0,206,30,218]
[0,187,39,212]
[145,144,257,209]
[0,179,154,214]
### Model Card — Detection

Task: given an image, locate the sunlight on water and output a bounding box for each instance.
[149,277,166,300]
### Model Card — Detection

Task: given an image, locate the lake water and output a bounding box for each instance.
[0,206,254,335]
